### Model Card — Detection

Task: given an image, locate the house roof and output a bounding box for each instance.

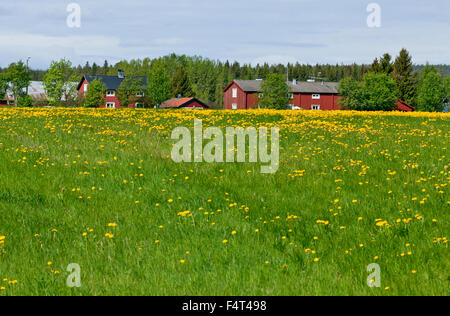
[77,75,147,91]
[395,100,415,112]
[160,97,209,108]
[228,79,339,94]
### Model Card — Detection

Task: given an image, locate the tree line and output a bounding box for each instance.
[339,49,450,112]
[1,51,449,110]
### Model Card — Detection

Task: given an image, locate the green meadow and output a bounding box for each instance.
[0,108,448,296]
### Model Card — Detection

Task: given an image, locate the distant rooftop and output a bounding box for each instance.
[231,79,339,94]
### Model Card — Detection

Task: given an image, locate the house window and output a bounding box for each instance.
[136,92,144,97]
[232,88,238,98]
[84,84,88,95]
[288,93,294,100]
[106,90,115,97]
[106,103,116,108]
[258,93,264,98]
[312,94,320,100]
[312,105,320,110]
[232,103,238,110]
[136,103,145,108]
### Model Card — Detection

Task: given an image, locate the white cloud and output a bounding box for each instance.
[0,0,448,68]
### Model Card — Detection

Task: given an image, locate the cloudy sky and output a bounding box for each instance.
[0,0,449,69]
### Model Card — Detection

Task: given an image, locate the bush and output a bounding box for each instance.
[18,95,33,107]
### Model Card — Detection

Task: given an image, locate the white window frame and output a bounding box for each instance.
[258,93,264,99]
[136,102,145,108]
[84,84,88,95]
[232,88,238,98]
[106,102,116,108]
[312,94,321,100]
[232,103,238,110]
[136,92,144,97]
[312,105,320,110]
[288,93,294,100]
[106,90,115,97]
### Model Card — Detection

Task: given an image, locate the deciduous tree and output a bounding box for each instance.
[84,79,106,108]
[259,74,290,110]
[339,73,397,111]
[0,73,9,99]
[416,66,446,112]
[116,77,145,107]
[148,60,170,106]
[5,61,31,105]
[43,59,78,106]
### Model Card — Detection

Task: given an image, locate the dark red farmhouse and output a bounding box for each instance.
[160,97,209,109]
[223,79,340,110]
[77,70,147,108]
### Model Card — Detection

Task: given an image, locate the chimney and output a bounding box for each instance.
[118,70,124,79]
[293,79,297,85]
[177,94,181,99]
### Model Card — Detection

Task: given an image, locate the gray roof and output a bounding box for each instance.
[234,80,339,94]
[78,75,147,91]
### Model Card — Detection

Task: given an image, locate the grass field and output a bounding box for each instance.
[0,108,448,296]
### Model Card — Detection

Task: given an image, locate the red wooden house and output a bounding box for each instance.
[160,97,209,109]
[77,70,147,108]
[223,79,340,110]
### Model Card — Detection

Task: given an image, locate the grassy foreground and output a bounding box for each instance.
[0,108,448,296]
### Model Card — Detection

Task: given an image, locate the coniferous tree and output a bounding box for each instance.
[171,65,193,98]
[380,53,394,74]
[82,62,91,74]
[369,58,381,73]
[393,49,417,104]
[102,60,109,75]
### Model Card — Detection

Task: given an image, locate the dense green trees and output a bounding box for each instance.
[340,49,448,112]
[369,53,393,75]
[259,74,290,109]
[339,73,397,111]
[116,77,146,107]
[416,65,446,112]
[43,59,79,105]
[148,60,170,106]
[445,77,450,101]
[0,73,8,99]
[84,79,106,108]
[1,52,448,110]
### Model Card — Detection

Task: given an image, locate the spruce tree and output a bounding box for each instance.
[369,58,381,73]
[171,65,193,98]
[393,49,417,104]
[380,53,393,74]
